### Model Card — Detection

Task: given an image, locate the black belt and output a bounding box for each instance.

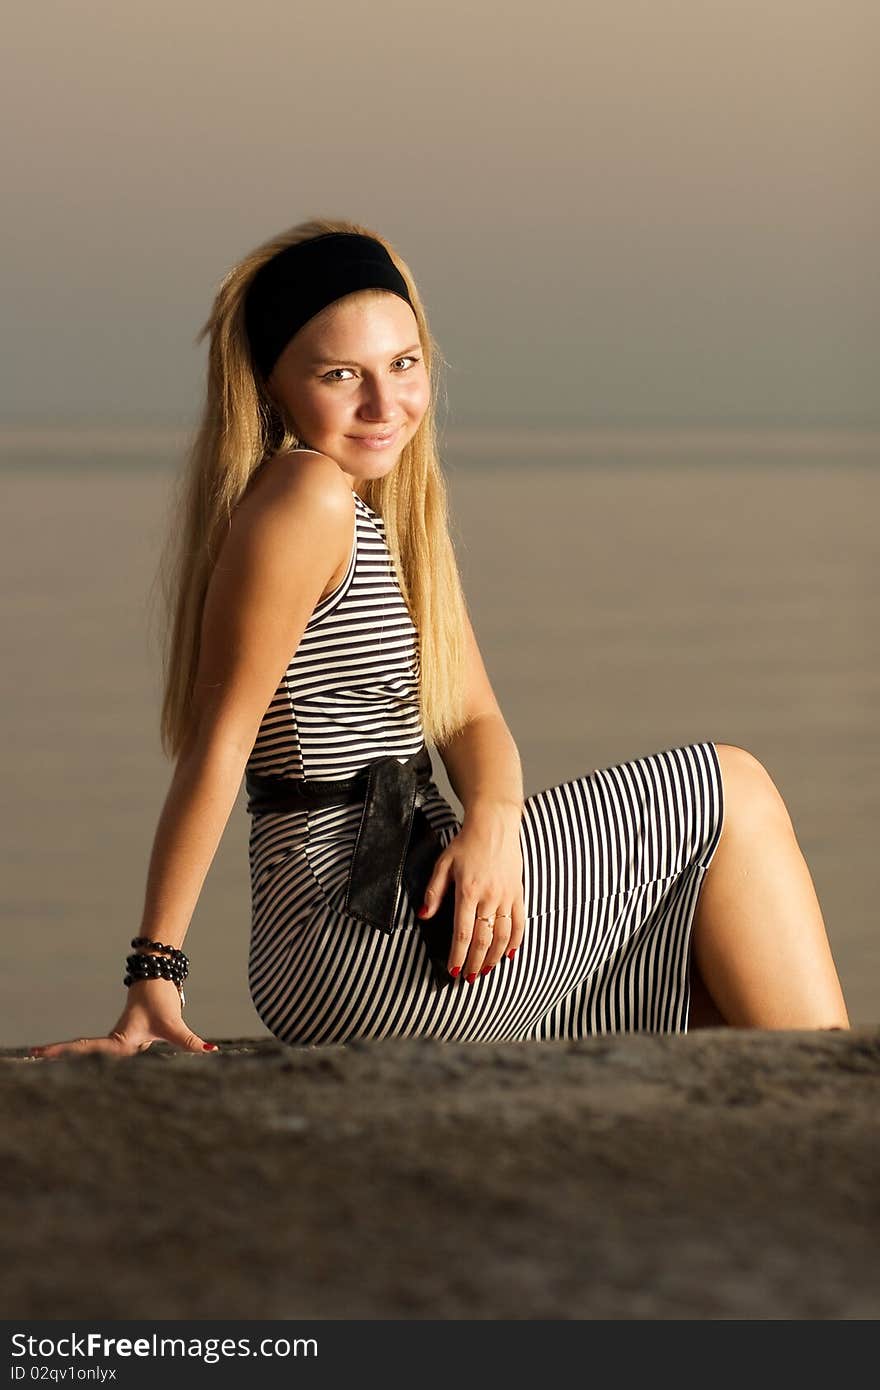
[245,742,456,989]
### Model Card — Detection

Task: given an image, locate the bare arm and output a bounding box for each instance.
[31,453,354,1058]
[423,609,527,979]
[135,733,254,953]
[138,456,355,950]
[435,609,524,826]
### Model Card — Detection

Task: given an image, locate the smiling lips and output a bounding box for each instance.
[350,427,401,449]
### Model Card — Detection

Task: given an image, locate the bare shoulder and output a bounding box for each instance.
[206,454,352,618]
[190,454,355,748]
[234,449,352,563]
[244,448,353,517]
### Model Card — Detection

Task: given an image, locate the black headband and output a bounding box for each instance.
[243,231,415,381]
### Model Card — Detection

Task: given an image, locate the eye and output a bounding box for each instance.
[320,356,422,383]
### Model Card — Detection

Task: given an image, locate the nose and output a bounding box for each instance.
[357,374,402,424]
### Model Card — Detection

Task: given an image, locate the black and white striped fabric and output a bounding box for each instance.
[245,489,725,1045]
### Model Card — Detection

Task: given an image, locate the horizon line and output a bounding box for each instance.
[1,421,879,458]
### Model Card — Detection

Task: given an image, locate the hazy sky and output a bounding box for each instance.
[2,1,877,428]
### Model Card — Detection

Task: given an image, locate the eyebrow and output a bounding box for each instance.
[308,342,422,367]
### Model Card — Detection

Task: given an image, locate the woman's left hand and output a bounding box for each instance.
[418,804,525,981]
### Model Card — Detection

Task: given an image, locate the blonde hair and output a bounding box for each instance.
[150,215,470,762]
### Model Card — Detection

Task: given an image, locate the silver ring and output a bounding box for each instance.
[474,915,494,925]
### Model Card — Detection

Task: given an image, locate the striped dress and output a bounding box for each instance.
[245,489,725,1045]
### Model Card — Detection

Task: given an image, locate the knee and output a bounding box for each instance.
[714,743,793,835]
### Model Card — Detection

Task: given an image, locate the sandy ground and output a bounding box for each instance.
[2,459,878,1048]
[2,1027,878,1321]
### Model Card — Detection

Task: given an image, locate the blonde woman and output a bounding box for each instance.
[30,218,849,1058]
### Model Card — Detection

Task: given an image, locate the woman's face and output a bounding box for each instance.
[266,290,430,489]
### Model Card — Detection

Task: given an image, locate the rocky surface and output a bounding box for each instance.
[2,1028,879,1320]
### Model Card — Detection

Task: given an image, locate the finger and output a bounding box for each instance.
[481,908,513,971]
[506,895,526,959]
[160,1025,220,1054]
[419,857,452,919]
[30,1026,218,1060]
[462,905,497,981]
[447,882,480,978]
[29,1035,134,1061]
[107,1021,219,1055]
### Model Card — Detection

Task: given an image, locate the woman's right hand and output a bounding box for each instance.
[28,978,219,1059]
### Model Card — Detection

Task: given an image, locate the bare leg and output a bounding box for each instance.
[690,744,850,1030]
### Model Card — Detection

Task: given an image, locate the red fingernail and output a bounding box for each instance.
[480,965,492,975]
[203,1043,218,1051]
[507,948,516,959]
[449,965,461,978]
[466,972,477,984]
[418,905,429,917]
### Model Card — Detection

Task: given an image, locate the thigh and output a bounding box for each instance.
[518,740,725,922]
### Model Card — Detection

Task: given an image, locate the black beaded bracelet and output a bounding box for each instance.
[125,952,187,980]
[124,936,189,1005]
[127,939,186,973]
